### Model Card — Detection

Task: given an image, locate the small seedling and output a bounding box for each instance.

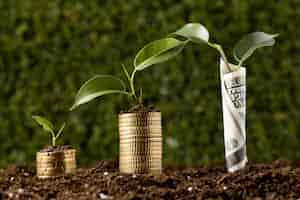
[32,115,66,146]
[170,23,278,72]
[70,37,187,110]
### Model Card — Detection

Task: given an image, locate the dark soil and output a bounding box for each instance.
[121,104,159,113]
[39,145,72,153]
[0,160,299,200]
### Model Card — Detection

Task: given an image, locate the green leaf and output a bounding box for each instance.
[70,75,127,110]
[233,32,279,65]
[121,64,131,82]
[55,122,66,139]
[32,115,55,134]
[172,23,209,44]
[134,38,185,71]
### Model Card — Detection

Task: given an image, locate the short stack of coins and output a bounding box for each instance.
[119,112,162,174]
[36,151,65,179]
[36,149,76,179]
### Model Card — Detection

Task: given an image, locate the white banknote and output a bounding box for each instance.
[220,58,247,172]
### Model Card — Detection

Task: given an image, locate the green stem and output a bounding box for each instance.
[208,43,235,73]
[237,59,243,69]
[130,69,138,100]
[52,136,56,146]
[50,131,56,146]
[138,88,143,104]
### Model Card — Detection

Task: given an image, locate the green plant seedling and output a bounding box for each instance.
[70,37,187,110]
[171,23,279,72]
[32,115,66,146]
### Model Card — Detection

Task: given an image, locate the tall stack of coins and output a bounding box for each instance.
[36,149,76,179]
[119,112,162,174]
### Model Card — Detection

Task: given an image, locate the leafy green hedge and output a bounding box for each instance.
[1,0,299,167]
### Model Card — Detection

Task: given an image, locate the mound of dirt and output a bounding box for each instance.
[0,160,299,199]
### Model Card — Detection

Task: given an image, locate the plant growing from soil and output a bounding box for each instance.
[70,37,187,110]
[32,115,66,147]
[33,115,76,178]
[170,23,278,71]
[70,37,187,174]
[169,23,278,172]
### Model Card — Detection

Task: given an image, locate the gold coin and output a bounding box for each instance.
[118,121,161,127]
[118,112,161,118]
[119,146,162,152]
[119,137,162,141]
[119,126,161,131]
[119,121,161,125]
[120,134,161,138]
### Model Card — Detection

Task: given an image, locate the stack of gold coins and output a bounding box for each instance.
[119,112,162,174]
[63,149,76,174]
[36,149,76,179]
[36,151,65,179]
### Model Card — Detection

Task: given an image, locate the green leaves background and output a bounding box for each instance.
[0,0,299,167]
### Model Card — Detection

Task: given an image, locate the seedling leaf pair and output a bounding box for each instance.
[32,115,66,146]
[171,23,278,71]
[71,38,185,110]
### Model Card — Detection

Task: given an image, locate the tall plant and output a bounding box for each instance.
[70,38,187,110]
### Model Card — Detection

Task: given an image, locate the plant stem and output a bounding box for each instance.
[138,88,143,104]
[50,131,56,146]
[130,69,138,100]
[208,43,235,73]
[52,136,56,146]
[238,60,243,69]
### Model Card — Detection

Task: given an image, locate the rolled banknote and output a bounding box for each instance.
[220,58,247,172]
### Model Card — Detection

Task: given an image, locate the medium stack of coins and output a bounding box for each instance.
[119,112,162,174]
[36,149,76,178]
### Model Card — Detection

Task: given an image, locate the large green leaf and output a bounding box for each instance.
[70,75,127,110]
[32,115,55,134]
[172,23,209,44]
[233,32,278,65]
[134,38,185,71]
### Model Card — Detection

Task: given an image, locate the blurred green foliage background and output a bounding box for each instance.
[1,0,300,168]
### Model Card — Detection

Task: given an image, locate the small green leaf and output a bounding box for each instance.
[172,23,209,44]
[71,75,128,110]
[233,32,278,65]
[134,38,185,71]
[55,122,66,139]
[121,64,131,82]
[32,115,55,134]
